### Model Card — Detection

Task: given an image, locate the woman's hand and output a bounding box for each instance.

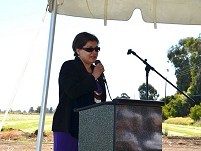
[92,63,105,80]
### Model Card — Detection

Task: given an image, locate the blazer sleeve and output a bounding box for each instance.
[59,61,98,99]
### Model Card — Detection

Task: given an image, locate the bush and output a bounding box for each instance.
[162,106,169,120]
[189,104,201,122]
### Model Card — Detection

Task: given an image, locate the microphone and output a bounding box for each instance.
[127,49,136,55]
[95,60,113,101]
[127,49,132,55]
[95,60,106,83]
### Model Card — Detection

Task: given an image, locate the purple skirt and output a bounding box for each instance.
[53,132,78,151]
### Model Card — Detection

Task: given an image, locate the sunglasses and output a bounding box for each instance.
[82,47,100,52]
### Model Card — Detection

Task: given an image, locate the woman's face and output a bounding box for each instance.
[76,40,99,66]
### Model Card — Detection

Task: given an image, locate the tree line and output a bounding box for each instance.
[28,106,54,114]
[161,34,201,122]
[0,107,55,114]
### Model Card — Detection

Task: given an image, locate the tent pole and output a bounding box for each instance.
[36,0,57,150]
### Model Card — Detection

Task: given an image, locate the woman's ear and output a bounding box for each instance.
[76,48,80,56]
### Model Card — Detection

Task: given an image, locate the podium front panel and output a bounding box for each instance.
[78,105,115,151]
[77,100,163,151]
[115,105,162,151]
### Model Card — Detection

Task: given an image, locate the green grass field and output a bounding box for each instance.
[0,113,201,137]
[0,113,53,134]
[162,123,201,137]
[162,117,201,137]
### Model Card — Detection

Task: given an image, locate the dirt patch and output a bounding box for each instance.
[0,141,53,151]
[162,136,201,151]
[0,129,53,151]
[0,129,22,140]
[0,130,201,151]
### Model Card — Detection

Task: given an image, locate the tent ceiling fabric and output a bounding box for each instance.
[48,0,201,25]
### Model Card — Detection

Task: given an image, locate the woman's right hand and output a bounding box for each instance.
[92,63,105,80]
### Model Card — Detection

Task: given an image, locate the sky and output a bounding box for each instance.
[0,0,201,112]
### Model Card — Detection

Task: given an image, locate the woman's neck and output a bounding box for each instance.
[84,64,92,73]
[79,58,92,73]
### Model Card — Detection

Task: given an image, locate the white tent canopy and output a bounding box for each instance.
[48,0,201,26]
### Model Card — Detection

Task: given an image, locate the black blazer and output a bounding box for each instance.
[52,57,106,138]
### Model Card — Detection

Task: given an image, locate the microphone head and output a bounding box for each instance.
[95,60,101,65]
[127,49,132,55]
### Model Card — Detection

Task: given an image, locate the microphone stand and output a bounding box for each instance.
[127,49,195,104]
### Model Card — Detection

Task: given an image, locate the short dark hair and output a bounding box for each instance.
[72,32,99,56]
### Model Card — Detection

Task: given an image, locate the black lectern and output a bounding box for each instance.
[75,99,164,151]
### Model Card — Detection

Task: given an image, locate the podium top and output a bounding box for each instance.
[74,99,164,112]
[112,98,164,106]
